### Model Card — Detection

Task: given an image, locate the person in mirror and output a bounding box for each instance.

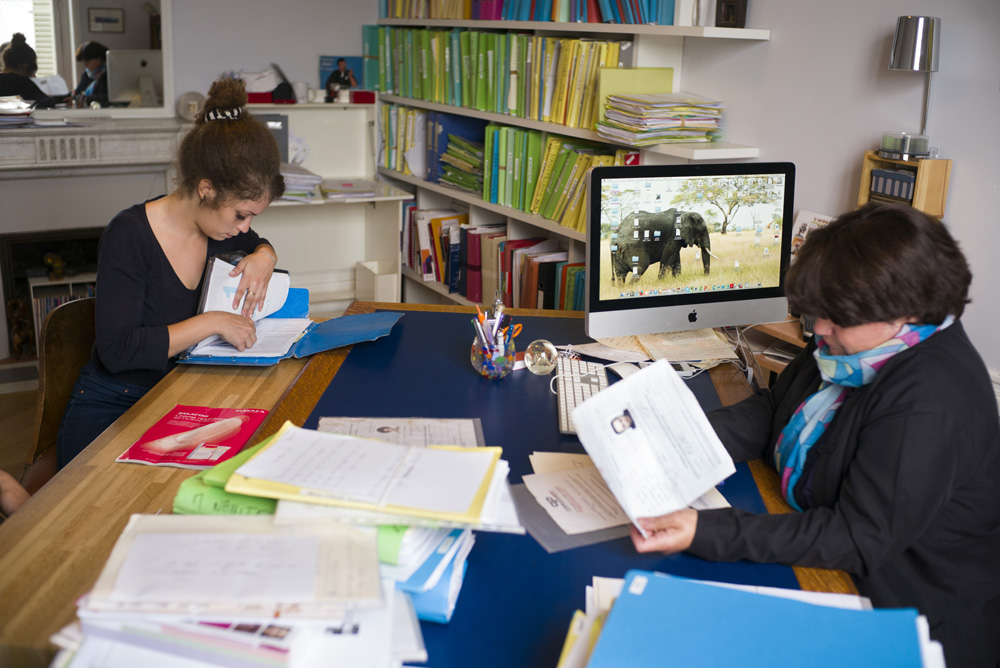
[631,203,1000,667]
[0,33,55,108]
[56,77,284,471]
[324,57,358,100]
[71,40,109,107]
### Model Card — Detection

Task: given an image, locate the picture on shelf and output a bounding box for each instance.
[319,55,363,96]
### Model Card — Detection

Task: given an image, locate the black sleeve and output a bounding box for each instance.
[691,369,968,576]
[93,216,171,374]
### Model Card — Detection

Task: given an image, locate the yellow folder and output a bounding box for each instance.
[596,67,674,125]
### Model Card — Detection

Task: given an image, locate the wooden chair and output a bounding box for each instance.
[21,297,96,493]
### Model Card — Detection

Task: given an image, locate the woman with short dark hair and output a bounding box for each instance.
[57,77,285,469]
[72,40,109,106]
[632,203,1000,667]
[0,32,54,108]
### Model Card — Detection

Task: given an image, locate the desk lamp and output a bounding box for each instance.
[882,16,941,160]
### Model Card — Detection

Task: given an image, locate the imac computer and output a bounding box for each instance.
[585,162,796,339]
[106,50,163,107]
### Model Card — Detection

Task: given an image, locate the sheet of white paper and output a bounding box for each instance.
[560,342,650,364]
[571,359,736,537]
[529,452,593,474]
[317,416,484,448]
[384,447,495,514]
[689,485,730,510]
[522,466,630,535]
[199,258,290,322]
[191,318,311,357]
[592,576,624,615]
[378,528,451,583]
[236,430,408,505]
[295,580,395,668]
[110,533,317,604]
[637,328,738,362]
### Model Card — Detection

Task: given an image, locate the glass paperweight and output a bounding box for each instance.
[470,336,516,380]
[523,339,558,375]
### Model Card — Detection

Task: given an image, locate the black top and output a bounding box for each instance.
[73,70,108,107]
[91,200,269,388]
[325,69,353,89]
[695,321,1000,667]
[0,72,54,108]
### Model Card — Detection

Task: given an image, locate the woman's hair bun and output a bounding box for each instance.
[11,33,27,44]
[198,78,249,123]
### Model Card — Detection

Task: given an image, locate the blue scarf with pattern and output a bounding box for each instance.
[773,316,953,511]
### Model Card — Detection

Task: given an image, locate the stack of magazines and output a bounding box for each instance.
[319,178,379,199]
[597,92,722,147]
[279,162,323,203]
[438,134,485,193]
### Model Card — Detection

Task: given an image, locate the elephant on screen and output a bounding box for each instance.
[610,209,716,284]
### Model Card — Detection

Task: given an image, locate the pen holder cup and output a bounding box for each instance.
[470,336,516,380]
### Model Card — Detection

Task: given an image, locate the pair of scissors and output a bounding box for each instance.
[501,323,522,344]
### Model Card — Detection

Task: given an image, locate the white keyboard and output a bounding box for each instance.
[556,357,610,434]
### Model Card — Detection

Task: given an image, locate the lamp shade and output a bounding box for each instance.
[889,16,940,72]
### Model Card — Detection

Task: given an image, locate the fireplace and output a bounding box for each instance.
[1,228,103,359]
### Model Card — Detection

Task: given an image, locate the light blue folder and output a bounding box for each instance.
[587,570,924,668]
[178,289,402,366]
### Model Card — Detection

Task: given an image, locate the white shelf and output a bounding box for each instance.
[380,94,759,161]
[380,167,586,242]
[376,18,770,40]
[401,265,480,306]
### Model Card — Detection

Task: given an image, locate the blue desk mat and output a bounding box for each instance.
[304,310,799,668]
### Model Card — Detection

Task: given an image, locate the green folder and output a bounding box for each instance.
[523,130,543,213]
[543,149,580,221]
[511,129,524,210]
[496,126,509,207]
[538,141,573,218]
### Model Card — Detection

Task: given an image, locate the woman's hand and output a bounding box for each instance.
[230,247,276,317]
[630,509,698,555]
[211,312,258,352]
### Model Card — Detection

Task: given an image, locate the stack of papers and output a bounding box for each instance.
[596,92,722,146]
[319,178,378,199]
[279,162,323,203]
[570,570,944,668]
[55,514,433,667]
[438,134,485,193]
[0,95,35,127]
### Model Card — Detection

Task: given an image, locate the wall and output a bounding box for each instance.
[74,0,160,50]
[170,0,376,101]
[682,0,1000,368]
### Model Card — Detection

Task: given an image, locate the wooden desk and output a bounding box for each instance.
[0,302,854,660]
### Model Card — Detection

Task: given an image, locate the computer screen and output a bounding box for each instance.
[585,162,795,339]
[106,50,163,106]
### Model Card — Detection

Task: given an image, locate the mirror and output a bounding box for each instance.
[35,0,174,119]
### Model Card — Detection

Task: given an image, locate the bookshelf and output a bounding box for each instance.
[857,150,952,219]
[373,19,771,307]
[29,273,97,342]
[247,104,413,315]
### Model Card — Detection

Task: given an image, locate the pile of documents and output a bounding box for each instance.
[0,95,35,127]
[596,92,722,146]
[279,162,324,203]
[319,178,379,199]
[557,571,944,668]
[438,133,485,193]
[57,416,524,666]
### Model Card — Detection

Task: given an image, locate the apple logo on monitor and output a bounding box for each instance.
[688,310,698,323]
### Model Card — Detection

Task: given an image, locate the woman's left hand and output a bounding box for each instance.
[630,509,698,555]
[230,249,275,317]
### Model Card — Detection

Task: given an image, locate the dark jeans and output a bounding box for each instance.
[56,361,149,469]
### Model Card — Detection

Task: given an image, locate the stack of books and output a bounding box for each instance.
[597,92,723,146]
[319,179,379,200]
[279,163,323,203]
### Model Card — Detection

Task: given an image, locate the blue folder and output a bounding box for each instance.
[177,289,403,366]
[587,570,924,667]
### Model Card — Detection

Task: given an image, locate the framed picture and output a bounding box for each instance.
[715,0,747,28]
[319,55,363,92]
[88,8,125,33]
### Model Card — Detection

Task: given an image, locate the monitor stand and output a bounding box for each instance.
[139,75,159,107]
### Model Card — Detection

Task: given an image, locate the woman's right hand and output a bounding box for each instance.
[210,312,258,352]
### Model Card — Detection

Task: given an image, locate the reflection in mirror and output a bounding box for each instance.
[36,0,173,118]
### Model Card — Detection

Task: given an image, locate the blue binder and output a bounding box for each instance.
[587,570,924,667]
[178,289,403,366]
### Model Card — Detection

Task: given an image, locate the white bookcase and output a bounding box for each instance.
[29,272,97,340]
[248,103,413,316]
[373,19,771,307]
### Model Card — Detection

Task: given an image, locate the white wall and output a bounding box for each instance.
[170,0,377,100]
[682,0,1000,367]
[164,0,1000,368]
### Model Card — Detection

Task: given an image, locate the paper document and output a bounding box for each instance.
[198,257,289,321]
[190,318,312,357]
[230,422,500,523]
[318,416,485,448]
[637,328,737,362]
[522,466,630,535]
[572,360,735,537]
